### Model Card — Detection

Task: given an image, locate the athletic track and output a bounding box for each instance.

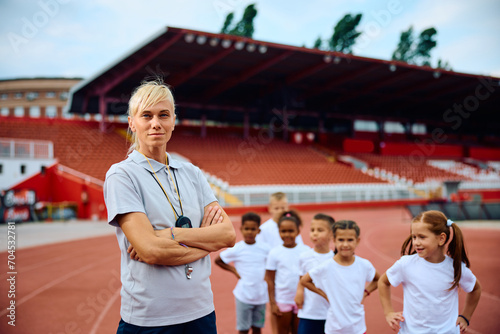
[1,206,499,333]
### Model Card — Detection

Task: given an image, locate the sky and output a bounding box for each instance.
[1,0,499,80]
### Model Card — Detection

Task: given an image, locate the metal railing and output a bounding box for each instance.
[215,183,418,206]
[0,138,54,159]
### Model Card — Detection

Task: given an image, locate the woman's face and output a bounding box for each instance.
[129,99,175,154]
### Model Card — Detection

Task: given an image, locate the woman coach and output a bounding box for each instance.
[104,79,236,333]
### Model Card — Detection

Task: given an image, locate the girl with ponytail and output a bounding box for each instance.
[378,210,481,333]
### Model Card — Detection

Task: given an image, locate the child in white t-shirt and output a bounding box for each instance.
[378,210,482,333]
[256,192,304,249]
[265,210,310,334]
[295,213,335,334]
[215,212,270,334]
[301,220,380,334]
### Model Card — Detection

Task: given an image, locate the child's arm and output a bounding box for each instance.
[363,270,380,303]
[265,270,282,316]
[300,273,328,302]
[294,277,305,309]
[378,273,404,332]
[456,279,482,333]
[214,255,241,279]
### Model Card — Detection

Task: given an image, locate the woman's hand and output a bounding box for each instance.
[200,205,223,227]
[128,244,142,262]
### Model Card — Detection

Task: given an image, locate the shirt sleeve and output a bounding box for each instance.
[196,166,217,207]
[365,259,376,283]
[266,249,278,271]
[298,255,307,276]
[104,167,146,227]
[459,263,477,293]
[386,257,405,287]
[219,244,238,264]
[308,263,325,290]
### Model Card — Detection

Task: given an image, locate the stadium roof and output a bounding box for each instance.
[68,26,500,134]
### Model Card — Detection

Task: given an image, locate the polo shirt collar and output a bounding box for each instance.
[129,150,182,173]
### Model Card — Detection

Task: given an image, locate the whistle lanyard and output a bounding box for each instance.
[141,153,184,220]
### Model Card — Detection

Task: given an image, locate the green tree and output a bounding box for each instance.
[437,59,452,71]
[392,26,442,68]
[220,4,258,38]
[328,13,363,53]
[392,26,414,63]
[313,36,323,49]
[221,12,234,34]
[414,27,437,66]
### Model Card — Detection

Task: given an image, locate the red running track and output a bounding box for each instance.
[1,206,499,333]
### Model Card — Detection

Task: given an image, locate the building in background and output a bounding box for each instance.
[0,78,81,119]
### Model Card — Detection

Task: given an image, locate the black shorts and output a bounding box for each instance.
[117,311,216,334]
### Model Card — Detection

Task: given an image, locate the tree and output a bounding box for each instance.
[328,13,363,53]
[414,27,437,66]
[313,36,323,49]
[392,26,443,68]
[221,12,234,34]
[220,4,258,38]
[437,59,452,71]
[392,26,414,63]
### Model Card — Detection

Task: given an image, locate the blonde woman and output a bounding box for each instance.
[104,79,236,333]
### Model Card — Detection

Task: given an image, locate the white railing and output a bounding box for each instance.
[0,138,54,159]
[57,164,104,187]
[221,183,418,206]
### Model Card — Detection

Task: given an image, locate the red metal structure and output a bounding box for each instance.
[67,27,500,139]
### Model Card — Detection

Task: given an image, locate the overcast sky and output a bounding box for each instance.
[1,0,499,80]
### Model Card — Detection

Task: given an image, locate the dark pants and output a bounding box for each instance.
[117,311,217,334]
[297,318,326,334]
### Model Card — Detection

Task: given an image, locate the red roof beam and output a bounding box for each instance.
[169,47,235,87]
[334,70,415,105]
[301,63,379,100]
[202,50,295,101]
[94,32,183,96]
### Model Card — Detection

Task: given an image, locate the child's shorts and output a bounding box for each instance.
[235,298,266,331]
[276,302,299,314]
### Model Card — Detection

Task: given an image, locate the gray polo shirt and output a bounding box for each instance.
[104,150,217,326]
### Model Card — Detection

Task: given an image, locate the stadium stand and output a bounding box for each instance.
[168,131,384,186]
[0,117,128,181]
[428,160,500,182]
[353,153,469,184]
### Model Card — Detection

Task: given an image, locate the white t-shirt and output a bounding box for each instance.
[309,256,376,334]
[266,244,311,304]
[298,249,333,320]
[386,254,476,334]
[256,218,304,248]
[219,240,270,305]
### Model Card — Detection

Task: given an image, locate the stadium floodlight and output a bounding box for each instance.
[389,64,397,72]
[246,43,256,52]
[258,45,267,54]
[209,38,219,47]
[196,35,207,45]
[184,34,195,43]
[323,55,332,63]
[235,41,245,50]
[333,56,342,64]
[221,39,232,48]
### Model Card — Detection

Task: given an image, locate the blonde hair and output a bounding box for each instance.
[270,192,287,202]
[127,79,175,154]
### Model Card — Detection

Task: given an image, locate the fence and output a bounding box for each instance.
[0,138,54,159]
[214,183,418,206]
